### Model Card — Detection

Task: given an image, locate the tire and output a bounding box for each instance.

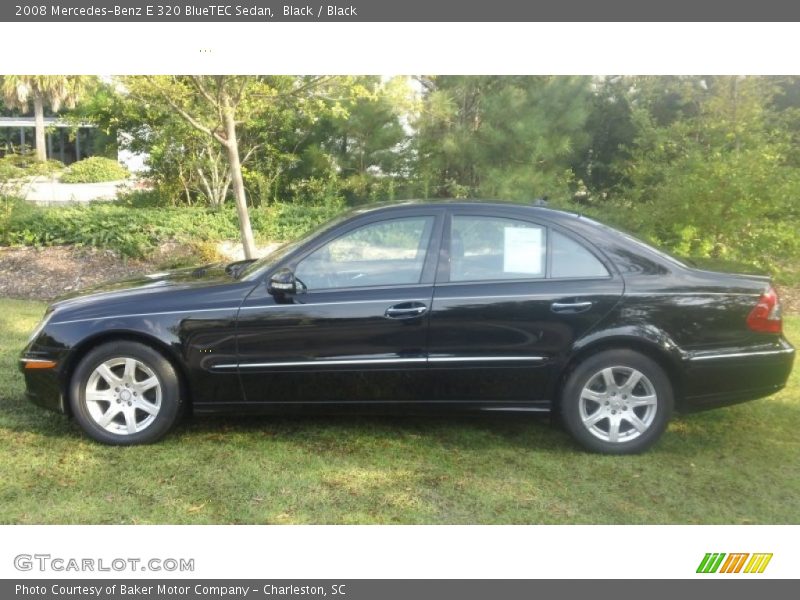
[560,349,673,454]
[69,341,183,445]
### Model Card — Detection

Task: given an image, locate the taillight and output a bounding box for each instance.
[746,285,782,334]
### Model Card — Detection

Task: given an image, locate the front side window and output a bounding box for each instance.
[295,217,434,290]
[450,216,546,282]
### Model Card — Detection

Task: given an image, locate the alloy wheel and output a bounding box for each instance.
[84,357,162,435]
[578,366,658,444]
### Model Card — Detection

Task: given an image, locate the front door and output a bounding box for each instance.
[235,212,443,404]
[427,210,624,405]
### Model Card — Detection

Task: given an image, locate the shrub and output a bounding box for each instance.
[251,198,346,241]
[26,159,66,177]
[563,197,800,286]
[0,197,35,245]
[61,157,129,183]
[1,152,40,169]
[1,153,65,177]
[1,198,345,257]
[115,189,172,208]
[189,240,226,264]
[0,160,24,181]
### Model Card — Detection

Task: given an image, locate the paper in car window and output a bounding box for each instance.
[503,227,542,274]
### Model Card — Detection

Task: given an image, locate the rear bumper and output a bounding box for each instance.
[680,338,795,411]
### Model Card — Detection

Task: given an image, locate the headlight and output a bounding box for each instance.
[26,309,54,345]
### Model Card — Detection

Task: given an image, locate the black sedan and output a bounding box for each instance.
[20,201,795,453]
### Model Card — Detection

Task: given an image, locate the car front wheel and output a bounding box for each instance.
[561,349,673,454]
[69,341,183,445]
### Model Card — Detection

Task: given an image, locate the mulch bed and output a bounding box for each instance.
[0,246,158,301]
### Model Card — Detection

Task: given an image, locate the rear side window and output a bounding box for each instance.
[451,216,546,282]
[550,230,609,278]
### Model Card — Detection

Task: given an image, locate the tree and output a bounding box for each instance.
[125,76,263,257]
[293,76,415,202]
[0,76,89,161]
[124,76,366,258]
[571,76,638,200]
[88,82,234,207]
[413,76,592,202]
[616,76,800,272]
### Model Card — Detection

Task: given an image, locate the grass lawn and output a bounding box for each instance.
[1,297,798,524]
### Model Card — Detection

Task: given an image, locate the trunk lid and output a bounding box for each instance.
[681,256,770,282]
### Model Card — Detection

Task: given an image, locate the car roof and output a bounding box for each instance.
[347,199,584,223]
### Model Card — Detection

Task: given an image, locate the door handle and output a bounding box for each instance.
[385,302,428,319]
[551,300,593,314]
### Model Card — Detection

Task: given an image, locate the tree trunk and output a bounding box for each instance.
[33,94,47,162]
[222,107,256,259]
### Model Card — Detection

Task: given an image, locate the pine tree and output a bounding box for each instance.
[414,76,591,202]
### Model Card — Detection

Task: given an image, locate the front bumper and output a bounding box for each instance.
[19,357,67,414]
[681,338,795,411]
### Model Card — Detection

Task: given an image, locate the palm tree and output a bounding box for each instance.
[0,76,89,161]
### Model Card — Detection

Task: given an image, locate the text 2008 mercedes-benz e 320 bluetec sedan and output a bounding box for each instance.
[20,201,795,453]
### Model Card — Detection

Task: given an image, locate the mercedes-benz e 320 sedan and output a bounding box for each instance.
[20,201,795,453]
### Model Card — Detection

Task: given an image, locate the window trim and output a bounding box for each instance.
[444,212,549,284]
[439,211,614,285]
[289,213,443,293]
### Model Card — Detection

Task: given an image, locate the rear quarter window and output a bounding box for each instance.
[551,230,609,278]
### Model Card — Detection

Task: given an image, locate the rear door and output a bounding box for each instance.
[427,208,624,405]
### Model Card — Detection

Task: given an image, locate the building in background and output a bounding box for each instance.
[0,116,98,164]
[0,116,146,172]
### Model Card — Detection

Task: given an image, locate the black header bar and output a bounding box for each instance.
[3,0,800,22]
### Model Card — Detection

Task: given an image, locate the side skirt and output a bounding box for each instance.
[191,400,554,416]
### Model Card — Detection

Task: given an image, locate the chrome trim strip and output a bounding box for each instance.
[481,407,550,412]
[217,357,428,369]
[429,356,546,363]
[688,347,795,361]
[19,358,57,364]
[624,292,759,297]
[216,355,547,370]
[196,399,542,407]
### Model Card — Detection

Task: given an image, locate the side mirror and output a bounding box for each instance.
[268,267,297,296]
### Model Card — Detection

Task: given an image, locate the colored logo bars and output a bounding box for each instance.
[696,553,773,574]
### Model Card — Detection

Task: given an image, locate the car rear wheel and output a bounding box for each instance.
[69,341,183,445]
[561,349,673,454]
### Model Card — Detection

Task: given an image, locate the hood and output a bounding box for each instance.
[50,263,234,311]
